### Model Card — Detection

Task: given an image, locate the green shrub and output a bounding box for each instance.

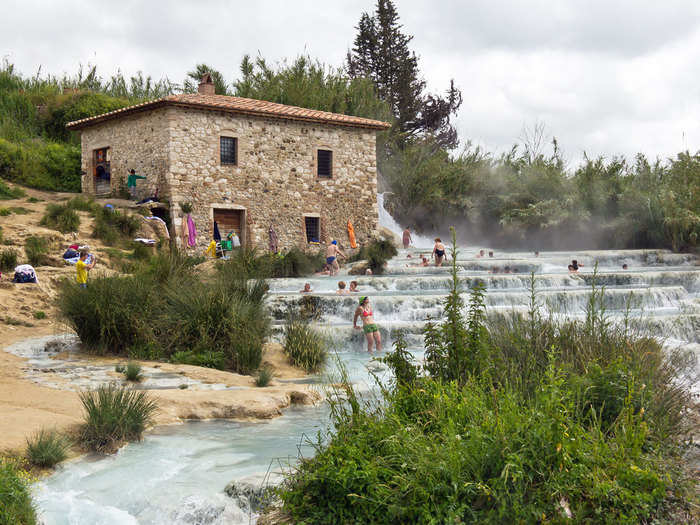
[0,179,25,200]
[92,206,142,246]
[40,203,80,233]
[24,236,49,266]
[25,429,70,468]
[32,311,46,320]
[0,138,80,192]
[79,383,157,453]
[171,350,226,369]
[0,207,9,216]
[123,362,143,382]
[283,318,327,373]
[57,256,271,375]
[0,248,18,271]
[132,243,152,261]
[66,196,96,212]
[255,365,274,387]
[8,206,30,215]
[25,197,41,203]
[57,275,153,354]
[349,238,398,274]
[0,459,36,525]
[43,92,131,142]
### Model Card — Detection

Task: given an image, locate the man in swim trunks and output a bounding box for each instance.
[353,296,382,352]
[432,238,446,267]
[326,240,346,276]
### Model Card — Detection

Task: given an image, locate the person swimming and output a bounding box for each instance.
[349,280,359,292]
[353,296,382,352]
[300,282,313,293]
[488,251,494,257]
[432,238,446,267]
[336,281,349,294]
[476,249,485,258]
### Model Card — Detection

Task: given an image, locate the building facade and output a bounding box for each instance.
[67,77,389,252]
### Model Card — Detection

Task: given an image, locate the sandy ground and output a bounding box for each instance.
[0,183,318,453]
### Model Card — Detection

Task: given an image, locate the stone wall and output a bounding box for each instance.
[167,107,379,253]
[79,108,170,200]
[78,105,380,253]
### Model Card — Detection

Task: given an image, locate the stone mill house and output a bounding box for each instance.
[66,76,390,251]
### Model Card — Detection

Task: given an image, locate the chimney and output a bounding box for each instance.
[198,73,215,95]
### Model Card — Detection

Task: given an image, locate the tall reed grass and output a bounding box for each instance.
[79,384,157,453]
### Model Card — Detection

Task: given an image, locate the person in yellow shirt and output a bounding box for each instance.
[76,251,96,288]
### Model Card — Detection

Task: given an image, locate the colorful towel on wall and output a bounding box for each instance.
[187,214,197,247]
[213,221,222,242]
[268,225,278,253]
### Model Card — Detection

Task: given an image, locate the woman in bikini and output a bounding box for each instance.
[432,238,446,267]
[353,296,382,352]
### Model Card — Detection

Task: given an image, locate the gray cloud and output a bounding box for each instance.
[2,0,699,161]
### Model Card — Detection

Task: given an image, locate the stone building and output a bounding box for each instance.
[66,76,390,251]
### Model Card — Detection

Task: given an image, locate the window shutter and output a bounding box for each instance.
[317,150,332,178]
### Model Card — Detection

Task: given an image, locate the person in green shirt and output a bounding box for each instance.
[126,169,146,199]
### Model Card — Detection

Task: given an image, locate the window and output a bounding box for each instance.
[220,136,237,165]
[305,216,320,243]
[317,149,332,178]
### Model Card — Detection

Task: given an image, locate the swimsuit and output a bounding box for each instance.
[361,308,378,333]
[435,249,445,257]
[326,256,336,264]
[363,323,378,334]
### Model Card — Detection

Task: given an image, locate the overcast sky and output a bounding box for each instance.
[3,0,700,163]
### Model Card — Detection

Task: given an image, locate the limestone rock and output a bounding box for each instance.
[224,481,276,513]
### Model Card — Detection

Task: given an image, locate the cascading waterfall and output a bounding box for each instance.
[33,208,700,524]
[377,192,434,248]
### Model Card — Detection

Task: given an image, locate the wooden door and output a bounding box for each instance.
[213,209,244,246]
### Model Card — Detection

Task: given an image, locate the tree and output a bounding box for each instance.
[347,0,462,149]
[183,63,228,95]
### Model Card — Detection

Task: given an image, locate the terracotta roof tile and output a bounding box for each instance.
[66,93,391,130]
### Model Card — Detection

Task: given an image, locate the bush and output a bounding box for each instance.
[350,238,398,274]
[66,196,96,212]
[58,275,153,354]
[92,206,142,246]
[123,362,143,382]
[40,203,80,233]
[32,311,45,320]
[283,318,327,373]
[57,254,271,375]
[0,179,25,200]
[0,248,18,271]
[0,459,36,525]
[24,236,49,266]
[25,429,70,468]
[0,207,9,216]
[0,138,80,192]
[79,383,157,453]
[171,350,226,369]
[255,365,274,387]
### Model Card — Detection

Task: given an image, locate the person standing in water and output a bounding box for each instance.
[402,227,412,249]
[432,238,446,267]
[326,240,346,276]
[354,296,382,352]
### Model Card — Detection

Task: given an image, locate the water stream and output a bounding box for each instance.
[31,202,700,524]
